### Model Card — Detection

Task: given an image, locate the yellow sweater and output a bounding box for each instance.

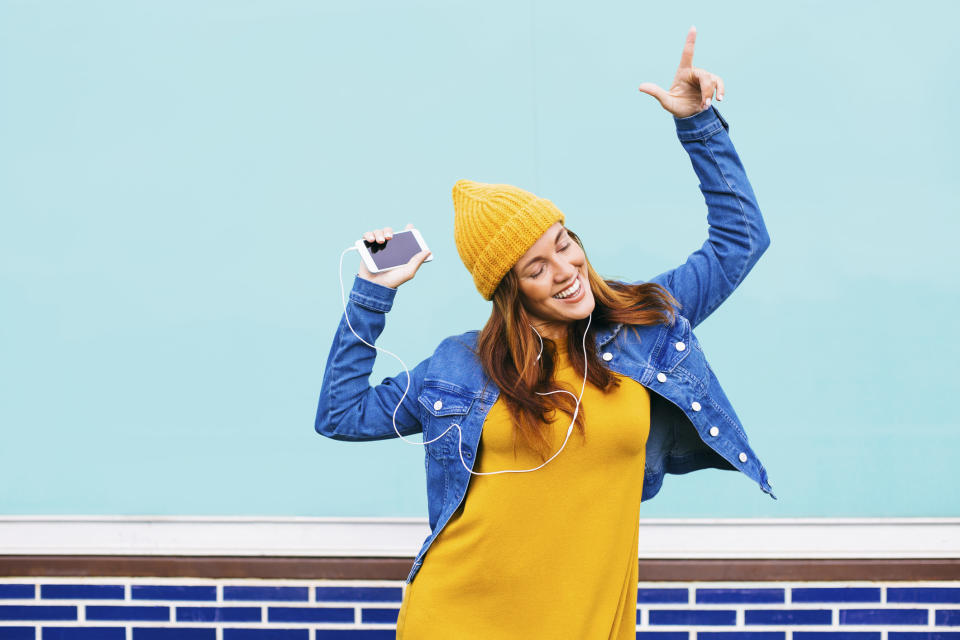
[397,339,650,639]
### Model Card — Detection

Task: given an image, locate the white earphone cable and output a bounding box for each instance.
[338,245,590,476]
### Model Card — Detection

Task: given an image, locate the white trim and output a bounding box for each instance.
[0,516,958,558]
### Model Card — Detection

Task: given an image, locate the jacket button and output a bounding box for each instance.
[433,400,443,411]
[656,372,667,383]
[691,401,701,411]
[602,352,613,361]
[675,341,686,351]
[463,449,473,459]
[738,452,748,462]
[709,426,719,437]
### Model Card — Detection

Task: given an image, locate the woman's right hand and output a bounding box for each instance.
[357,223,433,290]
[636,26,725,118]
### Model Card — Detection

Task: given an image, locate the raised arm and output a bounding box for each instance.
[642,104,769,329]
[315,225,433,442]
[635,26,769,329]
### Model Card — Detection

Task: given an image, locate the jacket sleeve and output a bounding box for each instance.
[642,104,770,330]
[314,274,427,442]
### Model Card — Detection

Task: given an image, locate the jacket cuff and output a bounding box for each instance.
[674,104,729,142]
[348,274,397,313]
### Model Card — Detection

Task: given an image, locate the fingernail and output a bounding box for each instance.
[705,98,711,108]
[718,94,723,101]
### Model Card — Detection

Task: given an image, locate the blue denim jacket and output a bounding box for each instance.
[316,104,774,585]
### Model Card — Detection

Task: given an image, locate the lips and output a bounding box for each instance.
[552,274,584,302]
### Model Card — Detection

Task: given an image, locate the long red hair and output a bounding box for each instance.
[474,228,680,461]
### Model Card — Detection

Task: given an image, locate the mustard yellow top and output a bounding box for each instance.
[397,339,650,639]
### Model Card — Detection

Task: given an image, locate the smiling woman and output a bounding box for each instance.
[317,25,774,639]
[454,192,681,463]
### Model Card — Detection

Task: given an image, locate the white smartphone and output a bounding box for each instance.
[355,228,433,274]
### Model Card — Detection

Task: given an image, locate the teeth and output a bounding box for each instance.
[553,277,581,299]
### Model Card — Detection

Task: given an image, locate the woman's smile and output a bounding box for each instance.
[552,273,586,302]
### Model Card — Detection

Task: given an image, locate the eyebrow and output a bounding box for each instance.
[520,227,566,273]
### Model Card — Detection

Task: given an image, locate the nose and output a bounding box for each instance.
[556,266,578,285]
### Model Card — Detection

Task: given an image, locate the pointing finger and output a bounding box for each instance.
[677,25,696,70]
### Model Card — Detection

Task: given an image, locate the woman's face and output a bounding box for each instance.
[511,222,595,340]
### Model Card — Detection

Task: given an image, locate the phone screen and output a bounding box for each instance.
[364,231,422,270]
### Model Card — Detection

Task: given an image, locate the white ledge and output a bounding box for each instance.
[0,516,958,559]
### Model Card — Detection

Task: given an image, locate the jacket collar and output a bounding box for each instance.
[594,321,624,349]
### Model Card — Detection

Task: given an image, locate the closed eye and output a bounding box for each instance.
[531,243,571,278]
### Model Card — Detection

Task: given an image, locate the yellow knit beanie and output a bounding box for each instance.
[452,179,566,301]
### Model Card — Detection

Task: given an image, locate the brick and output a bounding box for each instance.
[889,634,960,640]
[746,609,832,625]
[0,628,34,640]
[361,607,399,623]
[133,629,216,640]
[635,634,689,640]
[132,586,217,601]
[649,609,736,625]
[937,610,960,626]
[0,585,35,599]
[839,608,928,625]
[792,588,882,603]
[314,587,402,603]
[697,588,784,604]
[794,634,881,639]
[699,634,784,640]
[42,628,126,640]
[267,606,353,623]
[888,589,960,604]
[0,605,76,620]
[176,606,262,622]
[223,630,309,640]
[637,588,688,604]
[86,605,169,621]
[41,585,124,600]
[222,587,308,602]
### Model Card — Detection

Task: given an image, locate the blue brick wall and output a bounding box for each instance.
[1,579,959,638]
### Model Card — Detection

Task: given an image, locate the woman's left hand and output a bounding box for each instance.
[637,25,725,119]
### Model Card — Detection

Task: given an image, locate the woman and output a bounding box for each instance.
[316,26,774,639]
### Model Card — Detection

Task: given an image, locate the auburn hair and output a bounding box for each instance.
[474,228,680,461]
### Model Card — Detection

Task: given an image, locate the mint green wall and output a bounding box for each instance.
[2,0,957,517]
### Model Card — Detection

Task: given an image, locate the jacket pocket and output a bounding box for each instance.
[417,382,474,461]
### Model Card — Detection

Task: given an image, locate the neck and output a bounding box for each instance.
[531,321,567,342]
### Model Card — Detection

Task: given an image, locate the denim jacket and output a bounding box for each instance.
[315,104,774,585]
